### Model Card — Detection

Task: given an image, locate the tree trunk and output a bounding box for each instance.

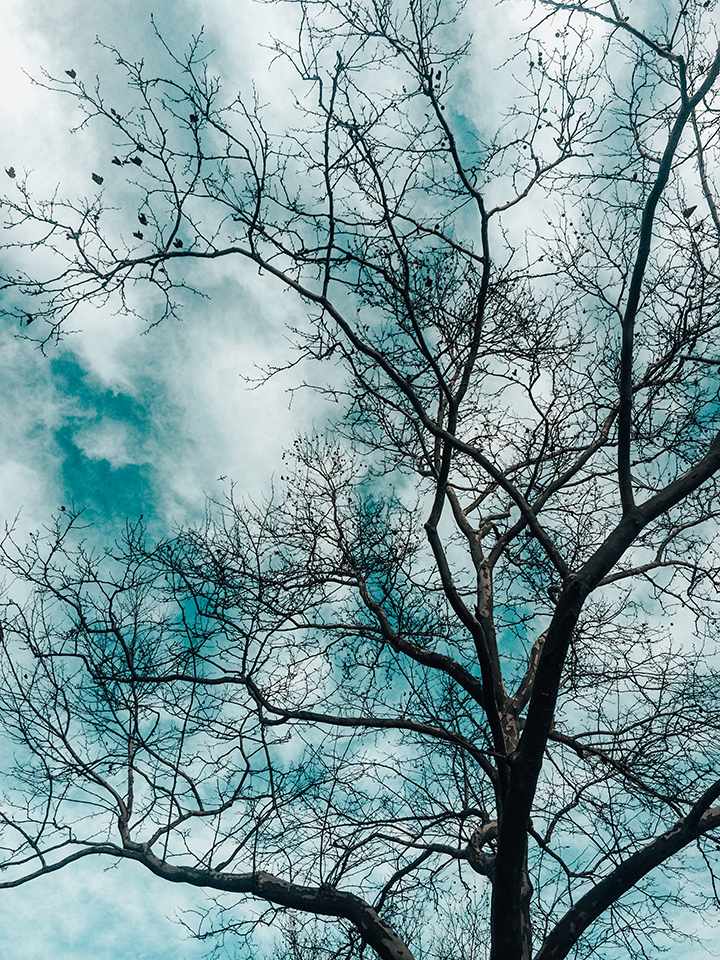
[490,850,533,960]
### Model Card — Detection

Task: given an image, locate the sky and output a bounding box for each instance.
[0,0,330,542]
[2,0,719,958]
[0,0,329,956]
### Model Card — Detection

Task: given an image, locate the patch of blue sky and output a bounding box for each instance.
[49,354,157,526]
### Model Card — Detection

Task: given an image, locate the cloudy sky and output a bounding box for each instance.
[0,0,332,537]
[2,0,718,957]
[0,0,332,956]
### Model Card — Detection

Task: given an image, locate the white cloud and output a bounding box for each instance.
[72,418,142,468]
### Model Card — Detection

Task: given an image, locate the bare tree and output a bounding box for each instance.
[2,1,720,958]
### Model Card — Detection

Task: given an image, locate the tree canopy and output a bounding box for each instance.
[2,1,720,958]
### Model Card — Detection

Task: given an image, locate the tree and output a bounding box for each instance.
[1,1,720,958]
